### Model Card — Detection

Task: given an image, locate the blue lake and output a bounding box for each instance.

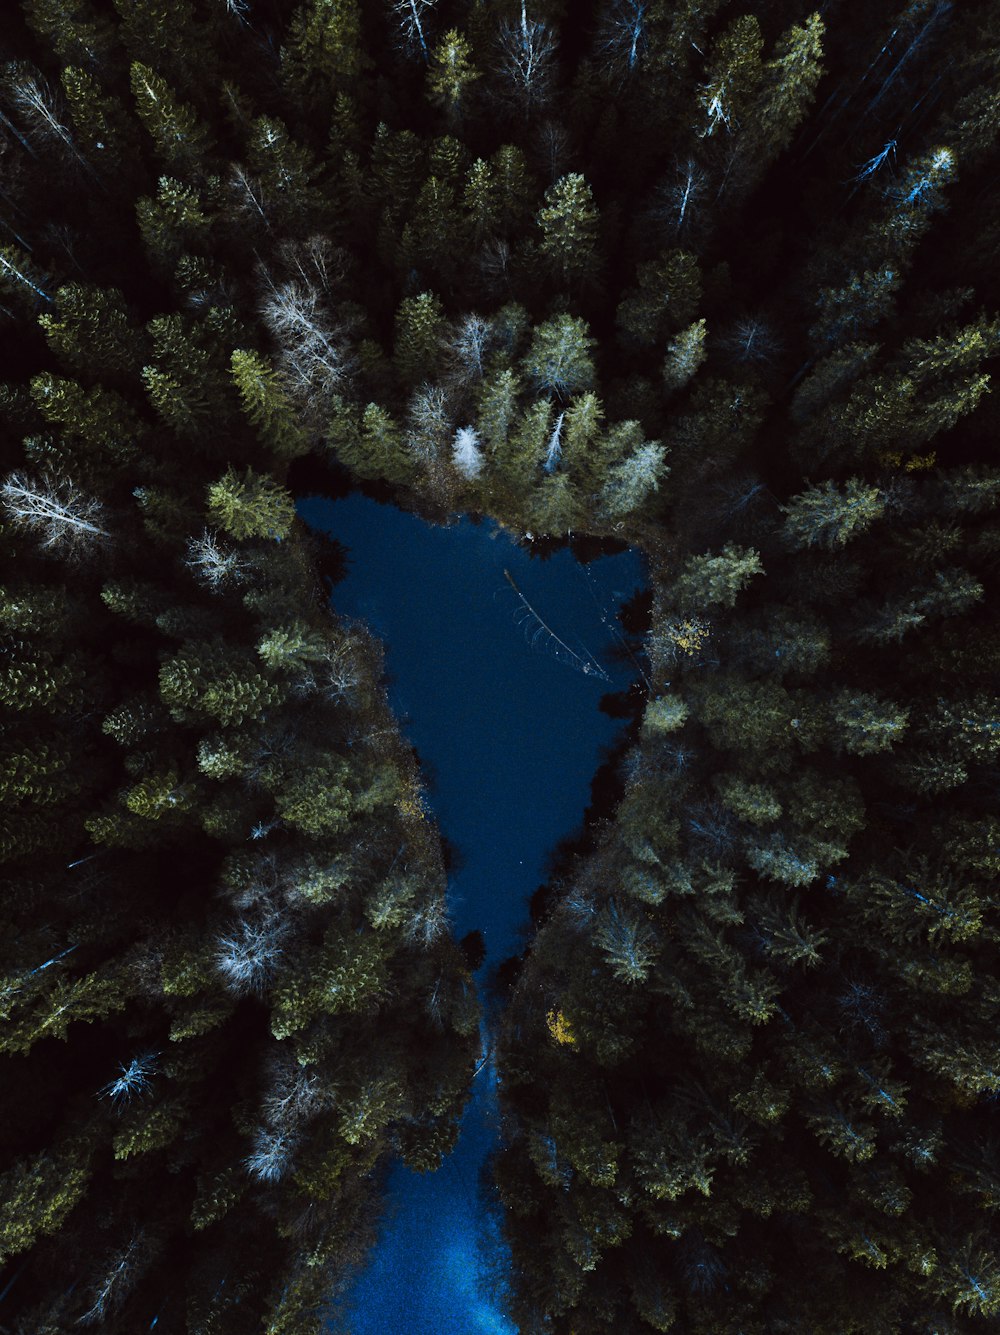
[297,493,646,1335]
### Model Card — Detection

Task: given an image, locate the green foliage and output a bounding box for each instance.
[663,318,707,394]
[428,29,479,117]
[537,173,600,284]
[0,1142,92,1264]
[394,291,447,386]
[670,543,764,610]
[4,1,1000,1330]
[62,65,139,171]
[129,62,211,170]
[782,479,885,549]
[0,244,52,313]
[698,13,764,137]
[757,13,825,156]
[39,285,138,377]
[206,467,296,541]
[617,250,701,345]
[159,641,283,725]
[231,349,308,458]
[281,0,364,100]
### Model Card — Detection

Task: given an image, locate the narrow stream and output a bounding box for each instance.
[297,494,646,1335]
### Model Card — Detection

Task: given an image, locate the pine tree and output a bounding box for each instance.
[394,291,447,386]
[756,14,824,158]
[618,249,702,345]
[782,479,885,550]
[39,285,140,378]
[206,467,296,541]
[281,0,365,103]
[135,176,211,274]
[600,439,668,519]
[428,29,479,119]
[663,318,707,394]
[697,14,763,138]
[536,172,600,285]
[670,544,764,610]
[129,62,211,171]
[231,349,309,458]
[23,0,118,69]
[61,67,141,175]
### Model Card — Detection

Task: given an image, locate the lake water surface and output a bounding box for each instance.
[297,494,646,1334]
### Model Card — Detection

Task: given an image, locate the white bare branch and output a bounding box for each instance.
[498,2,557,110]
[76,1233,147,1327]
[261,1053,335,1131]
[452,425,484,479]
[244,1126,297,1183]
[184,529,247,590]
[229,163,268,225]
[98,1054,159,1110]
[259,278,351,420]
[390,0,439,61]
[1,472,110,555]
[215,912,288,995]
[408,384,451,463]
[446,313,493,384]
[404,892,448,947]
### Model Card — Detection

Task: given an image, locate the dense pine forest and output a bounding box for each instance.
[0,0,998,1331]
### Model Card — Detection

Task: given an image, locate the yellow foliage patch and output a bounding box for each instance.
[666,616,711,656]
[876,449,937,472]
[905,451,937,472]
[396,790,427,821]
[546,1008,577,1046]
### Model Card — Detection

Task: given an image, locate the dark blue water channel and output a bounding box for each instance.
[297,493,646,1335]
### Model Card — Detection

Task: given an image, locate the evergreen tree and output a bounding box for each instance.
[129,62,211,171]
[537,172,600,285]
[206,467,296,542]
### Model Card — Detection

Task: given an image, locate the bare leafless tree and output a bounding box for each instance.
[1,472,110,555]
[288,637,364,707]
[595,0,649,83]
[452,425,484,479]
[718,316,782,366]
[243,1125,298,1183]
[275,234,348,300]
[389,0,439,62]
[404,891,448,947]
[477,238,513,295]
[497,2,557,113]
[184,529,247,590]
[653,158,708,237]
[76,1233,150,1327]
[259,276,352,428]
[229,163,268,227]
[408,384,452,464]
[215,912,288,995]
[260,1051,335,1132]
[446,313,493,385]
[534,118,570,182]
[98,1054,159,1110]
[5,68,96,180]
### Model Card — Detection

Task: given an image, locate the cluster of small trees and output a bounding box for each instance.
[485,2,1000,1331]
[2,0,1000,1331]
[0,3,490,1330]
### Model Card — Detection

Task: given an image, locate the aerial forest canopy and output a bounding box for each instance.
[0,0,998,1332]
